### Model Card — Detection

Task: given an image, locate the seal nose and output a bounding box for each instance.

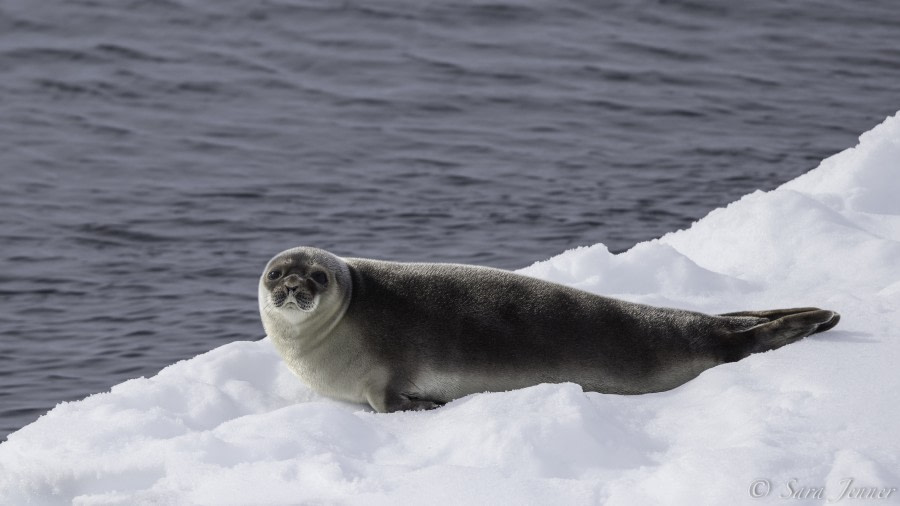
[283,274,302,291]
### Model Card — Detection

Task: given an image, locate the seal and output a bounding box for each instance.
[259,246,840,412]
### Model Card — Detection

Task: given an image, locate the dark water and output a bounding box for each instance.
[1,0,899,439]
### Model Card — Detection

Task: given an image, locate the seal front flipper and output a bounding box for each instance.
[723,309,839,362]
[365,385,446,413]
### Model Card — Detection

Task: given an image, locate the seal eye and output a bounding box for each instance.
[310,270,328,287]
[267,270,282,281]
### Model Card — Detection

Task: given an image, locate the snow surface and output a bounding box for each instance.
[2,113,900,505]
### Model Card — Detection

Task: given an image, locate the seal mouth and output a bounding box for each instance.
[272,287,318,312]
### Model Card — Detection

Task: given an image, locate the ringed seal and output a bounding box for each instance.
[259,246,840,412]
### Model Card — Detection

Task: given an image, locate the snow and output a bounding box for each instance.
[3,112,900,505]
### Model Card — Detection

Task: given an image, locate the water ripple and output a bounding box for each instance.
[2,0,900,439]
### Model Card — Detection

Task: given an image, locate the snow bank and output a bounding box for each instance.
[3,113,900,505]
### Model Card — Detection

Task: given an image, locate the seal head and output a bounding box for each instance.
[258,247,352,363]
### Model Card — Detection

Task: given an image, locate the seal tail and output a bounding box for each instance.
[719,308,840,362]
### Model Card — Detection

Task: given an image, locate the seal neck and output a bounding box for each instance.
[281,260,353,355]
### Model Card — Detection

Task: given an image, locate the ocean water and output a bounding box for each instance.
[1,0,898,439]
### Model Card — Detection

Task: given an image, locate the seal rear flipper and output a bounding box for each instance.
[722,307,841,334]
[719,307,822,320]
[724,309,839,362]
